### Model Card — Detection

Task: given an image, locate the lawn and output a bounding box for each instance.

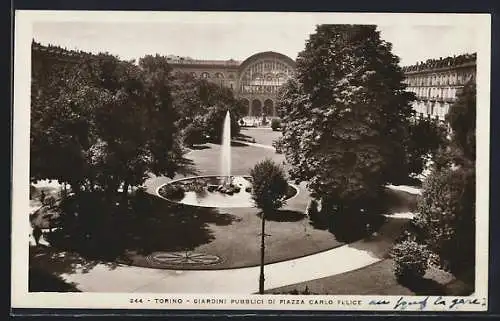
[238,127,282,147]
[127,141,346,269]
[266,259,474,296]
[184,142,285,177]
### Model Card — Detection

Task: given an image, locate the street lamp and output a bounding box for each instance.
[258,209,273,294]
[259,211,266,294]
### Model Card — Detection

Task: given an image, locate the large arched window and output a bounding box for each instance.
[239,60,294,95]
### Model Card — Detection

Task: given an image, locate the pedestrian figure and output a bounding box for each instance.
[33,226,42,246]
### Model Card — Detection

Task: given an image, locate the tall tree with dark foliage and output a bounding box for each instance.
[277,25,415,213]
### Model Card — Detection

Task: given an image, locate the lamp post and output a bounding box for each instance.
[259,210,266,294]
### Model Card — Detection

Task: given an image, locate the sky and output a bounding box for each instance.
[31,14,478,66]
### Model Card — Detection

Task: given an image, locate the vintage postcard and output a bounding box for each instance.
[12,11,490,312]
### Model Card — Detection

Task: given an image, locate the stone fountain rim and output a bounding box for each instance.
[155,174,300,207]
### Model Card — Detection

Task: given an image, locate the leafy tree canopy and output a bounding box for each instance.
[406,118,448,176]
[277,24,415,209]
[446,82,476,164]
[31,48,186,196]
[250,159,288,212]
[171,72,245,145]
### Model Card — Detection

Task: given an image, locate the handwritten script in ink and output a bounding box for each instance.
[388,296,487,311]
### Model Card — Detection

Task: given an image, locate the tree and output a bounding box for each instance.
[171,74,245,145]
[30,53,111,192]
[406,118,448,176]
[413,81,476,275]
[250,159,288,294]
[250,159,288,212]
[31,45,186,198]
[277,25,415,213]
[446,82,476,164]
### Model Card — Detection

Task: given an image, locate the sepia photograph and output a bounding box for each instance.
[11,11,490,311]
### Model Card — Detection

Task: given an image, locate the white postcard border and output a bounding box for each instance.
[12,11,491,312]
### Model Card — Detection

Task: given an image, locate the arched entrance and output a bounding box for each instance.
[240,98,250,116]
[251,99,262,117]
[264,99,274,117]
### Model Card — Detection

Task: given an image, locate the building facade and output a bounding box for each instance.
[32,42,476,122]
[401,53,476,122]
[169,51,477,121]
[167,51,296,118]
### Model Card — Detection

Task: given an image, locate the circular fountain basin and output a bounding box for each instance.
[157,175,298,208]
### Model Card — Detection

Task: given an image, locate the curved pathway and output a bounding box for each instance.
[59,213,410,293]
[54,140,419,293]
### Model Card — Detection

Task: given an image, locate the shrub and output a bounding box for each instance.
[183,124,206,146]
[414,165,475,274]
[390,240,430,282]
[271,118,281,131]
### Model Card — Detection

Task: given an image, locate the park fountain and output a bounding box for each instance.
[157,109,298,208]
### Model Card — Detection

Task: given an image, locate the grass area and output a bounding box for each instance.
[266,258,474,296]
[126,201,346,270]
[239,127,282,147]
[31,189,346,270]
[184,143,285,177]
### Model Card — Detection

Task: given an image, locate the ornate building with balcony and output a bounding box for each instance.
[401,53,476,122]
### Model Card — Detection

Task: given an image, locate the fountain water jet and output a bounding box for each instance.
[157,109,298,207]
[221,110,231,186]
